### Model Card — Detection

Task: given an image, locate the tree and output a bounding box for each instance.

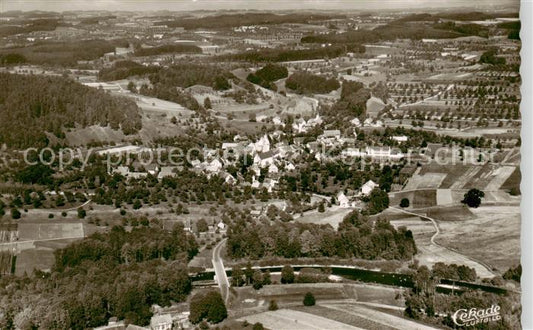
[400,198,410,208]
[77,208,86,219]
[189,291,227,324]
[11,208,21,220]
[252,323,265,330]
[268,300,278,311]
[231,267,245,287]
[318,202,325,213]
[133,199,142,210]
[196,219,208,233]
[252,270,263,290]
[461,188,485,208]
[244,262,254,285]
[204,97,212,109]
[281,265,295,284]
[262,270,272,285]
[127,81,137,93]
[303,292,316,306]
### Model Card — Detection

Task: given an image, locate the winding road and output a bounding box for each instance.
[212,238,230,304]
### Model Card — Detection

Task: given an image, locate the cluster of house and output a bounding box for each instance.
[101,126,408,205]
[337,179,380,208]
[95,310,191,330]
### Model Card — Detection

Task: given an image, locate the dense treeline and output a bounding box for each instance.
[227,210,416,261]
[497,21,521,40]
[98,60,160,81]
[156,13,344,30]
[480,49,507,65]
[0,53,26,66]
[404,263,520,329]
[54,225,198,271]
[0,18,60,37]
[247,64,288,90]
[134,44,202,56]
[0,225,197,328]
[0,73,142,148]
[0,39,126,66]
[321,80,371,124]
[134,64,234,110]
[285,71,340,94]
[147,64,234,90]
[228,44,364,63]
[433,21,489,38]
[301,26,459,45]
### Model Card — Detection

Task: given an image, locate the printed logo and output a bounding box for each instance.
[452,305,501,327]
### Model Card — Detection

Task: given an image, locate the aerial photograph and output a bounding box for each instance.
[0,0,524,329]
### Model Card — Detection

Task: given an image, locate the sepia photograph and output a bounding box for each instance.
[0,0,528,329]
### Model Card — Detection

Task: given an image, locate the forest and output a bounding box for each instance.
[98,60,160,81]
[0,73,142,148]
[228,44,364,63]
[227,210,417,261]
[155,13,344,30]
[247,63,288,90]
[133,44,202,57]
[0,225,198,328]
[0,18,61,37]
[285,71,340,94]
[146,63,235,90]
[0,39,127,66]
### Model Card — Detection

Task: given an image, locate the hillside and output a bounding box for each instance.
[0,73,142,148]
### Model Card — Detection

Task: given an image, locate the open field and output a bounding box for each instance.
[17,222,84,241]
[238,309,361,330]
[403,171,447,190]
[387,208,495,278]
[435,205,520,273]
[318,303,439,330]
[291,305,397,330]
[294,205,355,230]
[15,248,55,275]
[389,190,437,208]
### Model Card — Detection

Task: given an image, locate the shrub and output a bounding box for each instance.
[303,292,316,306]
[400,198,410,208]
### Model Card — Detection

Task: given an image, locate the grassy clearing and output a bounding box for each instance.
[436,205,520,273]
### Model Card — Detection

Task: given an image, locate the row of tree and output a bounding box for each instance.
[227,210,417,261]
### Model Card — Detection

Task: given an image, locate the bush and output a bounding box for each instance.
[303,292,316,306]
[77,208,86,219]
[268,300,278,311]
[281,265,295,284]
[400,198,410,208]
[252,323,265,330]
[461,188,484,208]
[11,208,21,219]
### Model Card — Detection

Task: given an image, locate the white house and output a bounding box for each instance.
[392,135,408,143]
[252,135,270,153]
[337,192,351,208]
[150,314,172,330]
[268,163,279,174]
[205,159,223,172]
[361,180,379,196]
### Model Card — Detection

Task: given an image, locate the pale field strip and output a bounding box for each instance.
[483,165,516,191]
[238,309,364,330]
[321,304,440,330]
[18,223,84,241]
[436,189,453,206]
[450,166,481,189]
